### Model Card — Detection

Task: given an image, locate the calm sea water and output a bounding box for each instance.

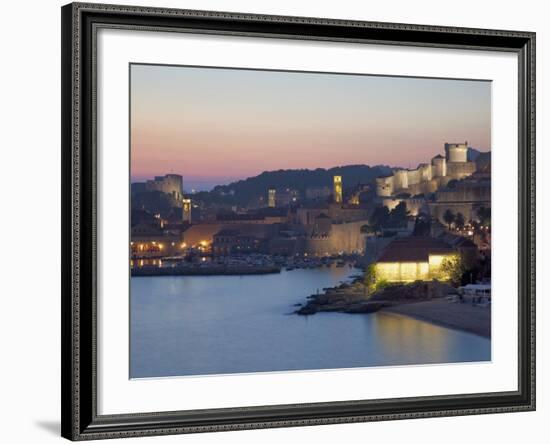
[130,267,490,378]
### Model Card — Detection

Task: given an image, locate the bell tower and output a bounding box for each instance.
[333,176,343,204]
[182,198,192,223]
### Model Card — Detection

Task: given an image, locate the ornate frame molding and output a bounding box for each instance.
[61,2,535,440]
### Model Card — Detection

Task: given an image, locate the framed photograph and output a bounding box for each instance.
[61,2,536,440]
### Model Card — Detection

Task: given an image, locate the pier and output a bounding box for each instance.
[131,265,281,277]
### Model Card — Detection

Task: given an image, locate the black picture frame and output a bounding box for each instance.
[61,2,536,440]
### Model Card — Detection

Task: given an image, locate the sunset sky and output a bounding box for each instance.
[130,63,491,191]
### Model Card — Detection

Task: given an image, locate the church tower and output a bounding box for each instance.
[268,188,276,208]
[182,198,192,223]
[333,176,343,204]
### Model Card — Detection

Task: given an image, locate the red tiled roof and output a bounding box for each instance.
[377,236,455,263]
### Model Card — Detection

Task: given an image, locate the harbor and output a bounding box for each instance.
[130,266,490,378]
[131,253,360,276]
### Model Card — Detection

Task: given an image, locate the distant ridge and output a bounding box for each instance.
[198,164,393,206]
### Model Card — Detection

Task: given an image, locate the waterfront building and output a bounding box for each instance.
[268,232,305,256]
[212,229,261,255]
[373,236,458,283]
[183,223,279,249]
[130,234,186,259]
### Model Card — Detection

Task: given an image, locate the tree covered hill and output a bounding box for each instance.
[193,164,393,206]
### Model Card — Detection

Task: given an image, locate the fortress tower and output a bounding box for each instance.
[333,176,343,203]
[445,141,476,179]
[394,169,409,191]
[431,154,447,178]
[419,163,433,181]
[445,142,468,163]
[146,174,184,201]
[182,198,192,223]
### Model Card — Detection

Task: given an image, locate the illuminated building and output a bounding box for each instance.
[182,198,192,223]
[373,237,458,283]
[375,142,480,214]
[183,223,279,248]
[212,229,261,255]
[333,175,343,203]
[304,219,367,256]
[348,194,360,205]
[130,237,184,259]
[144,174,184,201]
[268,188,276,208]
[427,177,491,225]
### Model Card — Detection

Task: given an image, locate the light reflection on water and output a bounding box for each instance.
[130,267,490,378]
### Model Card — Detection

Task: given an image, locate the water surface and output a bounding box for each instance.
[130,267,490,378]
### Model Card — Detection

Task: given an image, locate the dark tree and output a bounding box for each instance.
[455,212,465,230]
[389,201,409,226]
[443,209,455,229]
[477,206,491,227]
[413,213,431,236]
[369,205,390,231]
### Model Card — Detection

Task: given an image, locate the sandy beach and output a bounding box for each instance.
[382,298,491,338]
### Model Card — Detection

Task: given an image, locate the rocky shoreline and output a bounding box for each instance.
[295,279,454,316]
[294,278,490,338]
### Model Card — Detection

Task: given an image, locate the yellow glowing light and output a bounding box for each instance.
[181,242,187,248]
[158,244,163,250]
[200,240,208,247]
[268,189,276,208]
[333,175,343,203]
[428,254,446,268]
